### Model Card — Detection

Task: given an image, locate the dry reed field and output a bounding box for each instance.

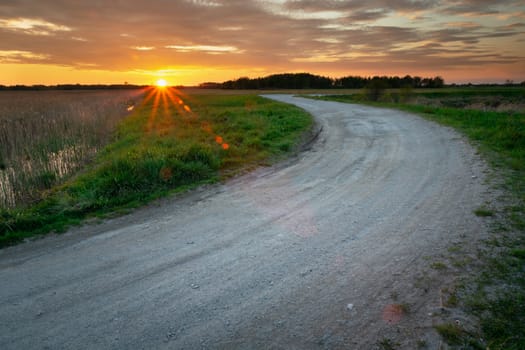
[0,89,145,209]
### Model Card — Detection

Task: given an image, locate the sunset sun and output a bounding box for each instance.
[156,79,168,88]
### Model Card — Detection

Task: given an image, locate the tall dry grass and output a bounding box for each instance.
[0,89,145,208]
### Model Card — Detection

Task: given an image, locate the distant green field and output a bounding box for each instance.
[313,86,524,105]
[416,86,525,97]
[0,90,313,247]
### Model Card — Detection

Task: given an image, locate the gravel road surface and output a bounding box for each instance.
[0,95,491,349]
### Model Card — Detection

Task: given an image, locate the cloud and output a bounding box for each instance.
[185,0,223,7]
[283,0,439,12]
[0,50,49,62]
[441,0,524,16]
[0,17,71,36]
[165,45,242,54]
[132,46,155,51]
[0,0,523,82]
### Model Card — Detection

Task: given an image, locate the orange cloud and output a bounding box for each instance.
[0,0,523,85]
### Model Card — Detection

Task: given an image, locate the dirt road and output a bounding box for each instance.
[0,96,490,349]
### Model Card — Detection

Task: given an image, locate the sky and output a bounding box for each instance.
[1,0,524,86]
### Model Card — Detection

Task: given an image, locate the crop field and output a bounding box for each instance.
[0,90,144,209]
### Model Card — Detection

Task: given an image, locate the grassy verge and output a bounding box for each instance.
[0,91,312,247]
[314,92,524,349]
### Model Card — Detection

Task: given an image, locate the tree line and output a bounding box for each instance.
[200,73,446,90]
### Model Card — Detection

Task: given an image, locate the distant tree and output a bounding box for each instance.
[335,76,367,89]
[221,73,332,89]
[413,76,422,88]
[401,75,413,88]
[421,78,432,88]
[390,76,402,88]
[219,73,445,90]
[432,76,445,88]
[365,78,388,101]
[199,82,222,89]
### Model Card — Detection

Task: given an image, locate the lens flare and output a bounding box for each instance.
[141,85,230,151]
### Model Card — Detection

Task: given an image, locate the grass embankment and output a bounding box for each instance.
[0,91,312,247]
[316,90,524,349]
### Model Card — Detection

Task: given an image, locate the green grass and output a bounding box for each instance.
[315,88,525,350]
[471,290,525,350]
[474,207,495,217]
[430,261,448,270]
[0,92,312,247]
[377,338,400,350]
[434,323,484,349]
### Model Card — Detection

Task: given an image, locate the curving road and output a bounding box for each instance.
[0,95,490,349]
